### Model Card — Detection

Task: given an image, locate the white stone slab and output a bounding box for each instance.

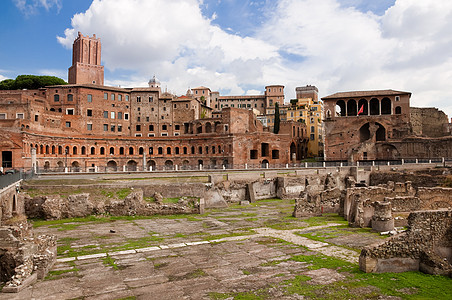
[185,241,210,246]
[109,249,137,256]
[159,245,169,249]
[135,246,160,253]
[57,257,76,263]
[166,243,187,248]
[77,253,107,260]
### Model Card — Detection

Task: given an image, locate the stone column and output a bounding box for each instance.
[371,201,394,232]
[31,147,37,173]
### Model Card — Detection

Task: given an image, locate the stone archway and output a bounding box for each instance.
[164,160,174,170]
[107,160,117,172]
[71,161,80,172]
[127,160,137,171]
[147,160,156,171]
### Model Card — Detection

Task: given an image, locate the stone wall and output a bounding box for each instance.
[360,210,452,275]
[410,107,450,137]
[23,189,200,220]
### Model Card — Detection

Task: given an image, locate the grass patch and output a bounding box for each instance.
[44,268,79,280]
[169,269,208,281]
[302,213,348,227]
[203,229,255,241]
[102,255,119,270]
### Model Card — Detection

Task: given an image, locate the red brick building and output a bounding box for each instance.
[0,33,308,172]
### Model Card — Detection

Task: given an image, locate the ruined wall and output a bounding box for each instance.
[370,169,448,188]
[0,182,23,225]
[410,107,450,137]
[360,210,452,275]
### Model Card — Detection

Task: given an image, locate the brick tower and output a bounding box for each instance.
[68,32,104,85]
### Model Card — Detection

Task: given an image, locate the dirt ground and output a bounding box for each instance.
[2,199,451,300]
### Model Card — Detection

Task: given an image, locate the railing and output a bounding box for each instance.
[34,158,450,175]
[0,169,35,189]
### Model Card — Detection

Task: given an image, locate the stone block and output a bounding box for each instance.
[264,171,277,178]
[1,273,37,293]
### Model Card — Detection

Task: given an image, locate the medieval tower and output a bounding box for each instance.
[68,32,104,85]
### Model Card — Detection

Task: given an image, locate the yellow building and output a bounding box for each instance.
[286,86,324,157]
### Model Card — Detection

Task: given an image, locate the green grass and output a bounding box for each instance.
[102,255,119,270]
[291,253,356,272]
[302,213,349,227]
[44,267,79,280]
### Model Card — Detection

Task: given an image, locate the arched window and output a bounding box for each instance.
[52,145,56,154]
[370,98,379,115]
[158,147,163,155]
[358,99,368,116]
[336,100,346,116]
[119,147,124,155]
[100,147,105,155]
[45,145,50,154]
[381,98,391,115]
[347,99,357,116]
[191,146,195,154]
[73,146,77,155]
[129,147,134,155]
[167,147,171,155]
[139,147,144,155]
[395,106,402,114]
[110,147,115,155]
[212,146,216,154]
[149,147,153,155]
[205,146,209,154]
[81,146,86,155]
[183,147,188,154]
[175,147,180,155]
[198,146,203,154]
[58,146,63,155]
[90,147,96,155]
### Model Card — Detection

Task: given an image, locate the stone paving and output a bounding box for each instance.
[0,200,384,300]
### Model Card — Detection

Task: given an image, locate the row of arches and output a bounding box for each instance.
[335,98,401,117]
[29,143,232,157]
[186,120,224,134]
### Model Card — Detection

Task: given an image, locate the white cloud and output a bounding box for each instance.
[57,0,452,117]
[0,74,8,81]
[38,69,67,81]
[14,0,62,16]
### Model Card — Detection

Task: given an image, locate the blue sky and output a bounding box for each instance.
[2,0,452,117]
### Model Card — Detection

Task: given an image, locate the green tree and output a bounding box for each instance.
[274,102,280,134]
[0,75,67,90]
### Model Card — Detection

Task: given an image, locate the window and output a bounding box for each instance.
[149,124,154,131]
[111,94,115,100]
[395,96,400,102]
[137,116,141,122]
[118,112,122,119]
[110,147,114,155]
[111,125,115,132]
[65,121,71,128]
[54,94,59,102]
[91,147,95,155]
[118,125,122,132]
[104,93,108,100]
[148,133,155,137]
[16,113,24,119]
[175,124,180,130]
[118,94,122,101]
[100,147,105,155]
[66,109,74,115]
[67,94,73,101]
[137,107,141,112]
[163,107,166,111]
[311,126,315,133]
[310,134,315,140]
[111,112,115,119]
[161,133,168,136]
[87,94,92,102]
[0,113,6,119]
[87,109,93,117]
[34,115,38,121]
[87,124,92,131]
[162,125,167,131]
[103,124,108,131]
[149,96,153,102]
[146,116,149,122]
[158,147,163,154]
[174,104,177,108]
[137,96,141,102]
[103,111,108,118]
[136,124,141,131]
[124,113,129,120]
[125,95,129,101]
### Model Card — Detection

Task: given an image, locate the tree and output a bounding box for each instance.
[274,102,280,134]
[0,75,67,90]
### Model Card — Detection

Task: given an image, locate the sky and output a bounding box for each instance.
[1,0,452,118]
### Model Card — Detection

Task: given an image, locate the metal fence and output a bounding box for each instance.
[0,169,35,190]
[34,158,450,175]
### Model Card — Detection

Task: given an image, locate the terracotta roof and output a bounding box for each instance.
[321,89,411,99]
[192,86,211,90]
[46,84,130,92]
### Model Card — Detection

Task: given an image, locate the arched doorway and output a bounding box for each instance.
[205,122,212,133]
[358,99,368,116]
[107,160,117,172]
[57,161,64,171]
[164,160,174,170]
[182,160,190,170]
[370,98,379,115]
[378,144,399,160]
[71,161,80,172]
[290,142,297,162]
[127,160,137,171]
[381,98,391,115]
[147,160,156,171]
[44,161,50,171]
[261,159,269,168]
